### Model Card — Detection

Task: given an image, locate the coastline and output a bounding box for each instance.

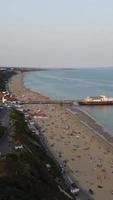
[9,72,50,102]
[9,72,113,200]
[69,106,113,147]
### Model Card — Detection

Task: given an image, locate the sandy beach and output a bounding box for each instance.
[9,72,50,102]
[9,72,113,200]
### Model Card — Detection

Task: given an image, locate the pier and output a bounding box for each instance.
[21,99,78,105]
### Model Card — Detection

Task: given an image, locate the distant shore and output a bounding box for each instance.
[9,71,113,200]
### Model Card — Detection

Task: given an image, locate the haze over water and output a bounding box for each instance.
[25,67,113,133]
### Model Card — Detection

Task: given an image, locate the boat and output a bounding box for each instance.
[78,95,113,105]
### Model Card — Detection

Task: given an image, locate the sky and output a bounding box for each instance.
[0,0,113,68]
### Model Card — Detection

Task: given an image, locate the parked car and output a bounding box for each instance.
[70,182,80,194]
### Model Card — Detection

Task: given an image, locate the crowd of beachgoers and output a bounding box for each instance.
[9,72,113,200]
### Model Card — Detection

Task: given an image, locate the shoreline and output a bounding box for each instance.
[21,71,113,145]
[9,71,113,200]
[10,71,113,147]
[9,72,51,102]
[13,72,113,147]
[68,106,113,148]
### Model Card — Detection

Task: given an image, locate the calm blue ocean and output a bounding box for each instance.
[24,68,113,133]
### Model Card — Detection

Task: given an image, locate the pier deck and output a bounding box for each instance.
[21,100,78,105]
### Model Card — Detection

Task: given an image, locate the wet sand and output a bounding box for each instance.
[70,106,113,146]
[9,72,113,200]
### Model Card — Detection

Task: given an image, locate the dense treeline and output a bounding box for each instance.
[0,70,16,91]
[0,152,68,200]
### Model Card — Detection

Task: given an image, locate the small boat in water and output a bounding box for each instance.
[78,95,113,105]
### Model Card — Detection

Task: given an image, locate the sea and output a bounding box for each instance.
[24,67,113,135]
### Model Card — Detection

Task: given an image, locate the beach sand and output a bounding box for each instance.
[9,72,50,102]
[9,72,113,200]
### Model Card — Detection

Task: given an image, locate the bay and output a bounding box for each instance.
[24,68,113,133]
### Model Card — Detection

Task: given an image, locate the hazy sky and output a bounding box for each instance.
[0,0,113,68]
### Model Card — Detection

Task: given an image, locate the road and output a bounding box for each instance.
[0,106,15,155]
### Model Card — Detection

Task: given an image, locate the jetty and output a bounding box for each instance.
[21,99,78,105]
